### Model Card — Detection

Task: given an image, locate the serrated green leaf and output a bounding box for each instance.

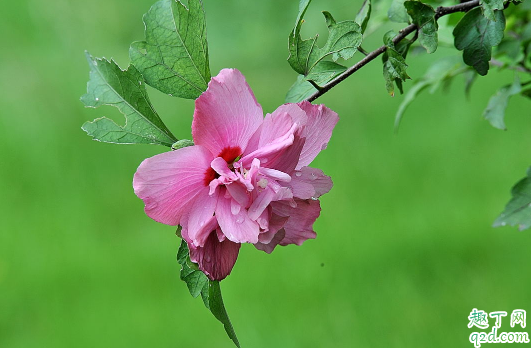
[483,76,521,130]
[494,166,531,231]
[453,8,506,76]
[288,1,362,76]
[177,239,209,298]
[355,0,372,34]
[383,48,410,96]
[130,0,210,99]
[480,0,505,21]
[405,1,438,53]
[321,12,363,61]
[388,0,409,23]
[81,53,176,146]
[285,61,346,103]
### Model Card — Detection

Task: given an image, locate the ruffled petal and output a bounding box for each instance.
[290,167,333,200]
[264,131,305,174]
[133,145,213,225]
[216,192,260,243]
[272,199,321,246]
[254,229,286,254]
[296,101,339,169]
[189,231,240,281]
[240,125,296,169]
[192,69,263,156]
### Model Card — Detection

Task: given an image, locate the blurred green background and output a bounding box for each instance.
[2,0,531,347]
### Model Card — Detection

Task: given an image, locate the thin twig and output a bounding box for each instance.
[306,0,481,102]
[490,59,531,74]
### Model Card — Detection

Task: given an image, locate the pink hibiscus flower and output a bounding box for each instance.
[133,69,338,280]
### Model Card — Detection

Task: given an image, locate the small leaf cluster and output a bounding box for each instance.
[286,0,364,102]
[82,0,209,147]
[284,0,531,230]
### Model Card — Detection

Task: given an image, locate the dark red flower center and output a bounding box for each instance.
[203,146,242,186]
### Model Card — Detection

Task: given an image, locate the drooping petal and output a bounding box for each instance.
[184,187,219,248]
[296,101,339,169]
[257,211,288,244]
[255,228,286,254]
[272,199,321,246]
[216,192,260,243]
[290,167,333,200]
[192,69,263,156]
[133,145,213,225]
[189,231,241,281]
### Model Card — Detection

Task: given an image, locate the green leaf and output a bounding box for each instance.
[494,166,531,231]
[305,61,347,86]
[176,240,240,348]
[208,281,240,348]
[480,0,505,21]
[483,76,521,130]
[130,0,210,99]
[81,53,176,146]
[285,75,318,103]
[383,48,410,96]
[453,8,506,76]
[382,32,410,96]
[405,1,438,53]
[285,61,346,103]
[388,0,409,23]
[355,0,372,34]
[177,239,209,298]
[288,1,362,75]
[321,12,363,62]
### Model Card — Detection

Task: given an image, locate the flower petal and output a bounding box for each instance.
[264,131,305,174]
[133,145,213,225]
[296,101,339,169]
[247,186,276,221]
[192,69,263,156]
[255,227,286,254]
[189,231,240,281]
[216,192,260,243]
[272,199,321,246]
[184,187,219,248]
[290,167,333,200]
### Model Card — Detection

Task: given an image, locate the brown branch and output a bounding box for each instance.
[306,0,481,102]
